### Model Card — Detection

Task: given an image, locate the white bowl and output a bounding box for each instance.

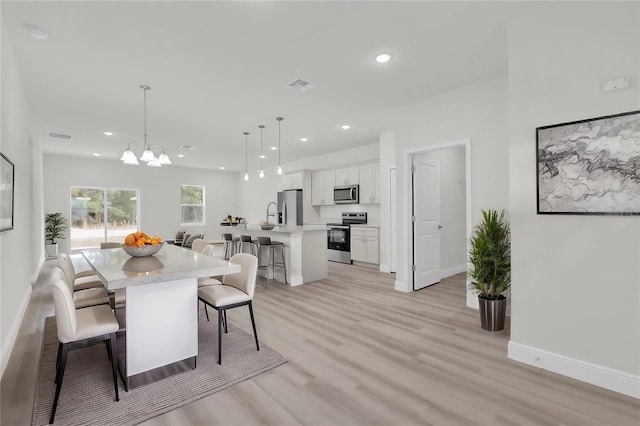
[122,243,164,257]
[261,224,275,230]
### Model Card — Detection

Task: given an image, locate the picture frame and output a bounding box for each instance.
[536,110,640,215]
[1,152,15,231]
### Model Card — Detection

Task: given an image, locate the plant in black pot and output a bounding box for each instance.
[45,212,67,259]
[469,209,511,331]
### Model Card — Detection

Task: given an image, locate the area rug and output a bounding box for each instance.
[32,314,287,425]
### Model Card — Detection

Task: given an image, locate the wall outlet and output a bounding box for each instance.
[602,77,629,92]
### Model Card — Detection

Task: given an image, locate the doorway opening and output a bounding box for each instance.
[408,139,472,296]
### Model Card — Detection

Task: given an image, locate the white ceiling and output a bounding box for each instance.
[2,1,507,171]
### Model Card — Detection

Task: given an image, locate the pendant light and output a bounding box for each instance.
[139,85,157,163]
[275,116,283,175]
[243,131,250,181]
[119,84,171,167]
[258,125,265,178]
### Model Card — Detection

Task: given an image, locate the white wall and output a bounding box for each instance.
[393,74,508,295]
[238,143,381,225]
[419,146,466,273]
[0,16,39,377]
[507,2,640,395]
[43,154,240,250]
[379,130,396,273]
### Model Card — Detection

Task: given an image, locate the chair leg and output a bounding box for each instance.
[50,343,69,424]
[248,301,260,352]
[54,342,62,383]
[223,310,228,333]
[109,333,120,402]
[217,309,223,364]
[204,302,210,322]
[106,338,112,362]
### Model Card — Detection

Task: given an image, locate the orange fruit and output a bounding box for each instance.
[151,238,160,245]
[134,231,143,239]
[134,239,145,247]
[124,234,136,246]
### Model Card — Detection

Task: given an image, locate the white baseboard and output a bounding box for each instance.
[1,285,32,378]
[508,341,640,399]
[440,263,467,279]
[379,264,390,273]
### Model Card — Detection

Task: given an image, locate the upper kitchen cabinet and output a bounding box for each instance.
[359,163,380,204]
[282,172,303,190]
[335,166,359,186]
[311,170,335,206]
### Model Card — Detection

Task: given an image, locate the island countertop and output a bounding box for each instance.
[220,224,327,234]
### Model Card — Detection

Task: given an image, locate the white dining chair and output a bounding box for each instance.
[57,254,104,291]
[48,269,120,424]
[54,265,110,309]
[198,253,259,364]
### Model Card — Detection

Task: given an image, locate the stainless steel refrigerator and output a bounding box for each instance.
[277,189,303,225]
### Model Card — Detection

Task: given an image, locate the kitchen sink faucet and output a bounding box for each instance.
[266,201,277,223]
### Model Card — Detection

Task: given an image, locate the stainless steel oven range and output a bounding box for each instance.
[327,212,367,264]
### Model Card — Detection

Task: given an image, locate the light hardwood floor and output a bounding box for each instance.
[2,260,639,425]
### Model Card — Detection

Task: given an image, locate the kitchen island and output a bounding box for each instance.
[218,224,327,286]
[82,244,240,389]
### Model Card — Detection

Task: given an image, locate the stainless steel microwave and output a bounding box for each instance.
[334,185,359,204]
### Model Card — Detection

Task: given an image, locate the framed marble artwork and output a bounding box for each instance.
[536,110,640,215]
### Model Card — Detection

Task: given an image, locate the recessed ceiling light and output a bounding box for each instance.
[341,124,350,130]
[93,153,100,157]
[375,53,392,64]
[27,25,48,40]
[270,146,277,151]
[300,137,308,142]
[259,154,266,159]
[219,166,225,170]
[103,131,114,136]
[177,154,184,158]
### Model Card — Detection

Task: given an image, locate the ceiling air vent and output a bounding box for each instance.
[287,78,317,92]
[48,132,71,140]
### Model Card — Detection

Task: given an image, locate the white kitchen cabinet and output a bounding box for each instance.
[335,166,359,186]
[311,170,335,206]
[350,226,379,264]
[282,172,303,190]
[359,163,380,204]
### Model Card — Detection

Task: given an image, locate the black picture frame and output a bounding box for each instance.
[1,152,15,231]
[536,110,640,215]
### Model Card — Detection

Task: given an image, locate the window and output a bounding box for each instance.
[70,187,139,249]
[181,185,205,225]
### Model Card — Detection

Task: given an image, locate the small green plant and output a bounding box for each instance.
[45,212,67,245]
[468,209,511,300]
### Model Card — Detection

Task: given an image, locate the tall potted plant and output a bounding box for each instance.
[45,212,67,258]
[468,209,511,331]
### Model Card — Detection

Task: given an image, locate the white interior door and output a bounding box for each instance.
[389,168,397,273]
[412,156,441,290]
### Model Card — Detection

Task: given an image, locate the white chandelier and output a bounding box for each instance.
[120,85,171,167]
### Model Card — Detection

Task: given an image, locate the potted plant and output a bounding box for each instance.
[45,212,67,258]
[468,209,511,331]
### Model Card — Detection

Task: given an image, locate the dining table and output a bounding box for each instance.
[82,243,240,389]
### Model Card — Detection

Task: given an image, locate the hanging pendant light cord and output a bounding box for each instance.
[259,125,264,170]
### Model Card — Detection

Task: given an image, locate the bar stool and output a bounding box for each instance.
[238,235,257,255]
[222,233,239,260]
[255,236,287,285]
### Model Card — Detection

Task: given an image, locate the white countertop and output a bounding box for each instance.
[229,224,328,234]
[82,244,240,290]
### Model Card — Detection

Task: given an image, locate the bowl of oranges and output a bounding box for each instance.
[122,231,164,257]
